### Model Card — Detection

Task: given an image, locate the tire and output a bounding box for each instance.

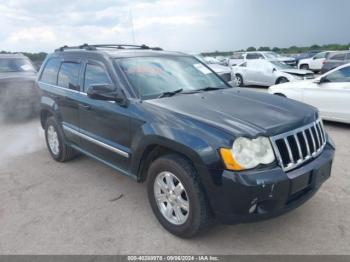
[300,64,309,70]
[235,74,244,87]
[276,77,289,85]
[147,154,212,238]
[45,116,78,162]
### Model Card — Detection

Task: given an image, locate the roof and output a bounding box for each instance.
[53,44,187,58]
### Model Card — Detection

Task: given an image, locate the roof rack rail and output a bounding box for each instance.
[55,44,163,52]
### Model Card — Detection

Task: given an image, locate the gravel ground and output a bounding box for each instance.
[0,115,349,255]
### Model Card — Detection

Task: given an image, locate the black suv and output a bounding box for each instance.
[37,44,335,238]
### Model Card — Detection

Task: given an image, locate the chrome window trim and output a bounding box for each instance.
[38,81,87,95]
[62,124,129,158]
[270,118,327,172]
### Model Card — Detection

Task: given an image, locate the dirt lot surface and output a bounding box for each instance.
[0,116,349,255]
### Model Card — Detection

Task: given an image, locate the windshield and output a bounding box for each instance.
[264,52,282,59]
[0,58,36,73]
[118,56,228,99]
[269,61,293,70]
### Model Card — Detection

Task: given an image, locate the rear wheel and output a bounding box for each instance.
[276,77,289,85]
[45,117,78,162]
[147,154,212,238]
[235,74,244,87]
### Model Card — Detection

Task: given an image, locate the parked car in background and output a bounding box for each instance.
[37,44,334,238]
[233,59,314,87]
[298,51,335,72]
[321,51,350,74]
[294,50,321,65]
[0,53,39,119]
[269,63,350,124]
[215,56,229,66]
[229,51,297,67]
[194,54,234,85]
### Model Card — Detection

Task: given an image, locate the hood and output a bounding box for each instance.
[280,68,313,75]
[146,88,318,137]
[207,64,231,74]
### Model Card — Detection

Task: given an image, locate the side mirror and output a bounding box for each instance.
[87,84,128,106]
[272,68,277,73]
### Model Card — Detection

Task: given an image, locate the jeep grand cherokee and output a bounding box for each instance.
[37,44,335,238]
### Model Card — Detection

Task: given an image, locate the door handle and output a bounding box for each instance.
[79,104,92,110]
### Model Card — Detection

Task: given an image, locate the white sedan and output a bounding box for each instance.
[268,63,350,124]
[233,59,314,87]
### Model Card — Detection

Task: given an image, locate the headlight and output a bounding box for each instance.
[220,137,275,171]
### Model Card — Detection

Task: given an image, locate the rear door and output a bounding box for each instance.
[78,59,131,173]
[303,66,350,122]
[39,57,83,145]
[244,60,268,86]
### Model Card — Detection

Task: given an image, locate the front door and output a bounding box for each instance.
[77,60,131,173]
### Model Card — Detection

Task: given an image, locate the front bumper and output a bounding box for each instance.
[208,139,335,224]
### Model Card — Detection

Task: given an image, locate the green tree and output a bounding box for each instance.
[258,46,271,51]
[246,46,256,51]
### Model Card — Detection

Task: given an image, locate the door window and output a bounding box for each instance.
[40,58,61,85]
[326,66,350,83]
[313,52,326,59]
[330,53,346,61]
[84,64,112,92]
[246,53,264,60]
[57,62,81,91]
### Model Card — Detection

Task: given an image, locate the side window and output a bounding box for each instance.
[314,52,325,59]
[346,53,350,61]
[326,66,350,83]
[246,53,257,59]
[330,53,346,61]
[40,58,61,85]
[57,62,81,91]
[84,64,112,92]
[255,53,264,59]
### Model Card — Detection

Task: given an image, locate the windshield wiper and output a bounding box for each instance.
[183,86,227,94]
[157,88,183,98]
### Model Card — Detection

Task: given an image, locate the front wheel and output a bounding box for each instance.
[147,154,212,238]
[300,64,309,70]
[235,74,244,87]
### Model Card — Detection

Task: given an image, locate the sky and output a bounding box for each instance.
[0,0,349,53]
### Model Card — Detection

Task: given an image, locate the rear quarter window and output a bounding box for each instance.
[330,53,346,61]
[40,58,61,85]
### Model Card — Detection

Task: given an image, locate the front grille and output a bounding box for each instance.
[270,119,326,172]
[219,72,232,82]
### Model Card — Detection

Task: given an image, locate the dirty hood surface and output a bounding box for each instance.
[146,88,318,136]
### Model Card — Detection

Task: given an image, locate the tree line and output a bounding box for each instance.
[202,43,350,57]
[1,50,48,63]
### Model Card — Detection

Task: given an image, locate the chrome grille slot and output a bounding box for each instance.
[271,119,327,172]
